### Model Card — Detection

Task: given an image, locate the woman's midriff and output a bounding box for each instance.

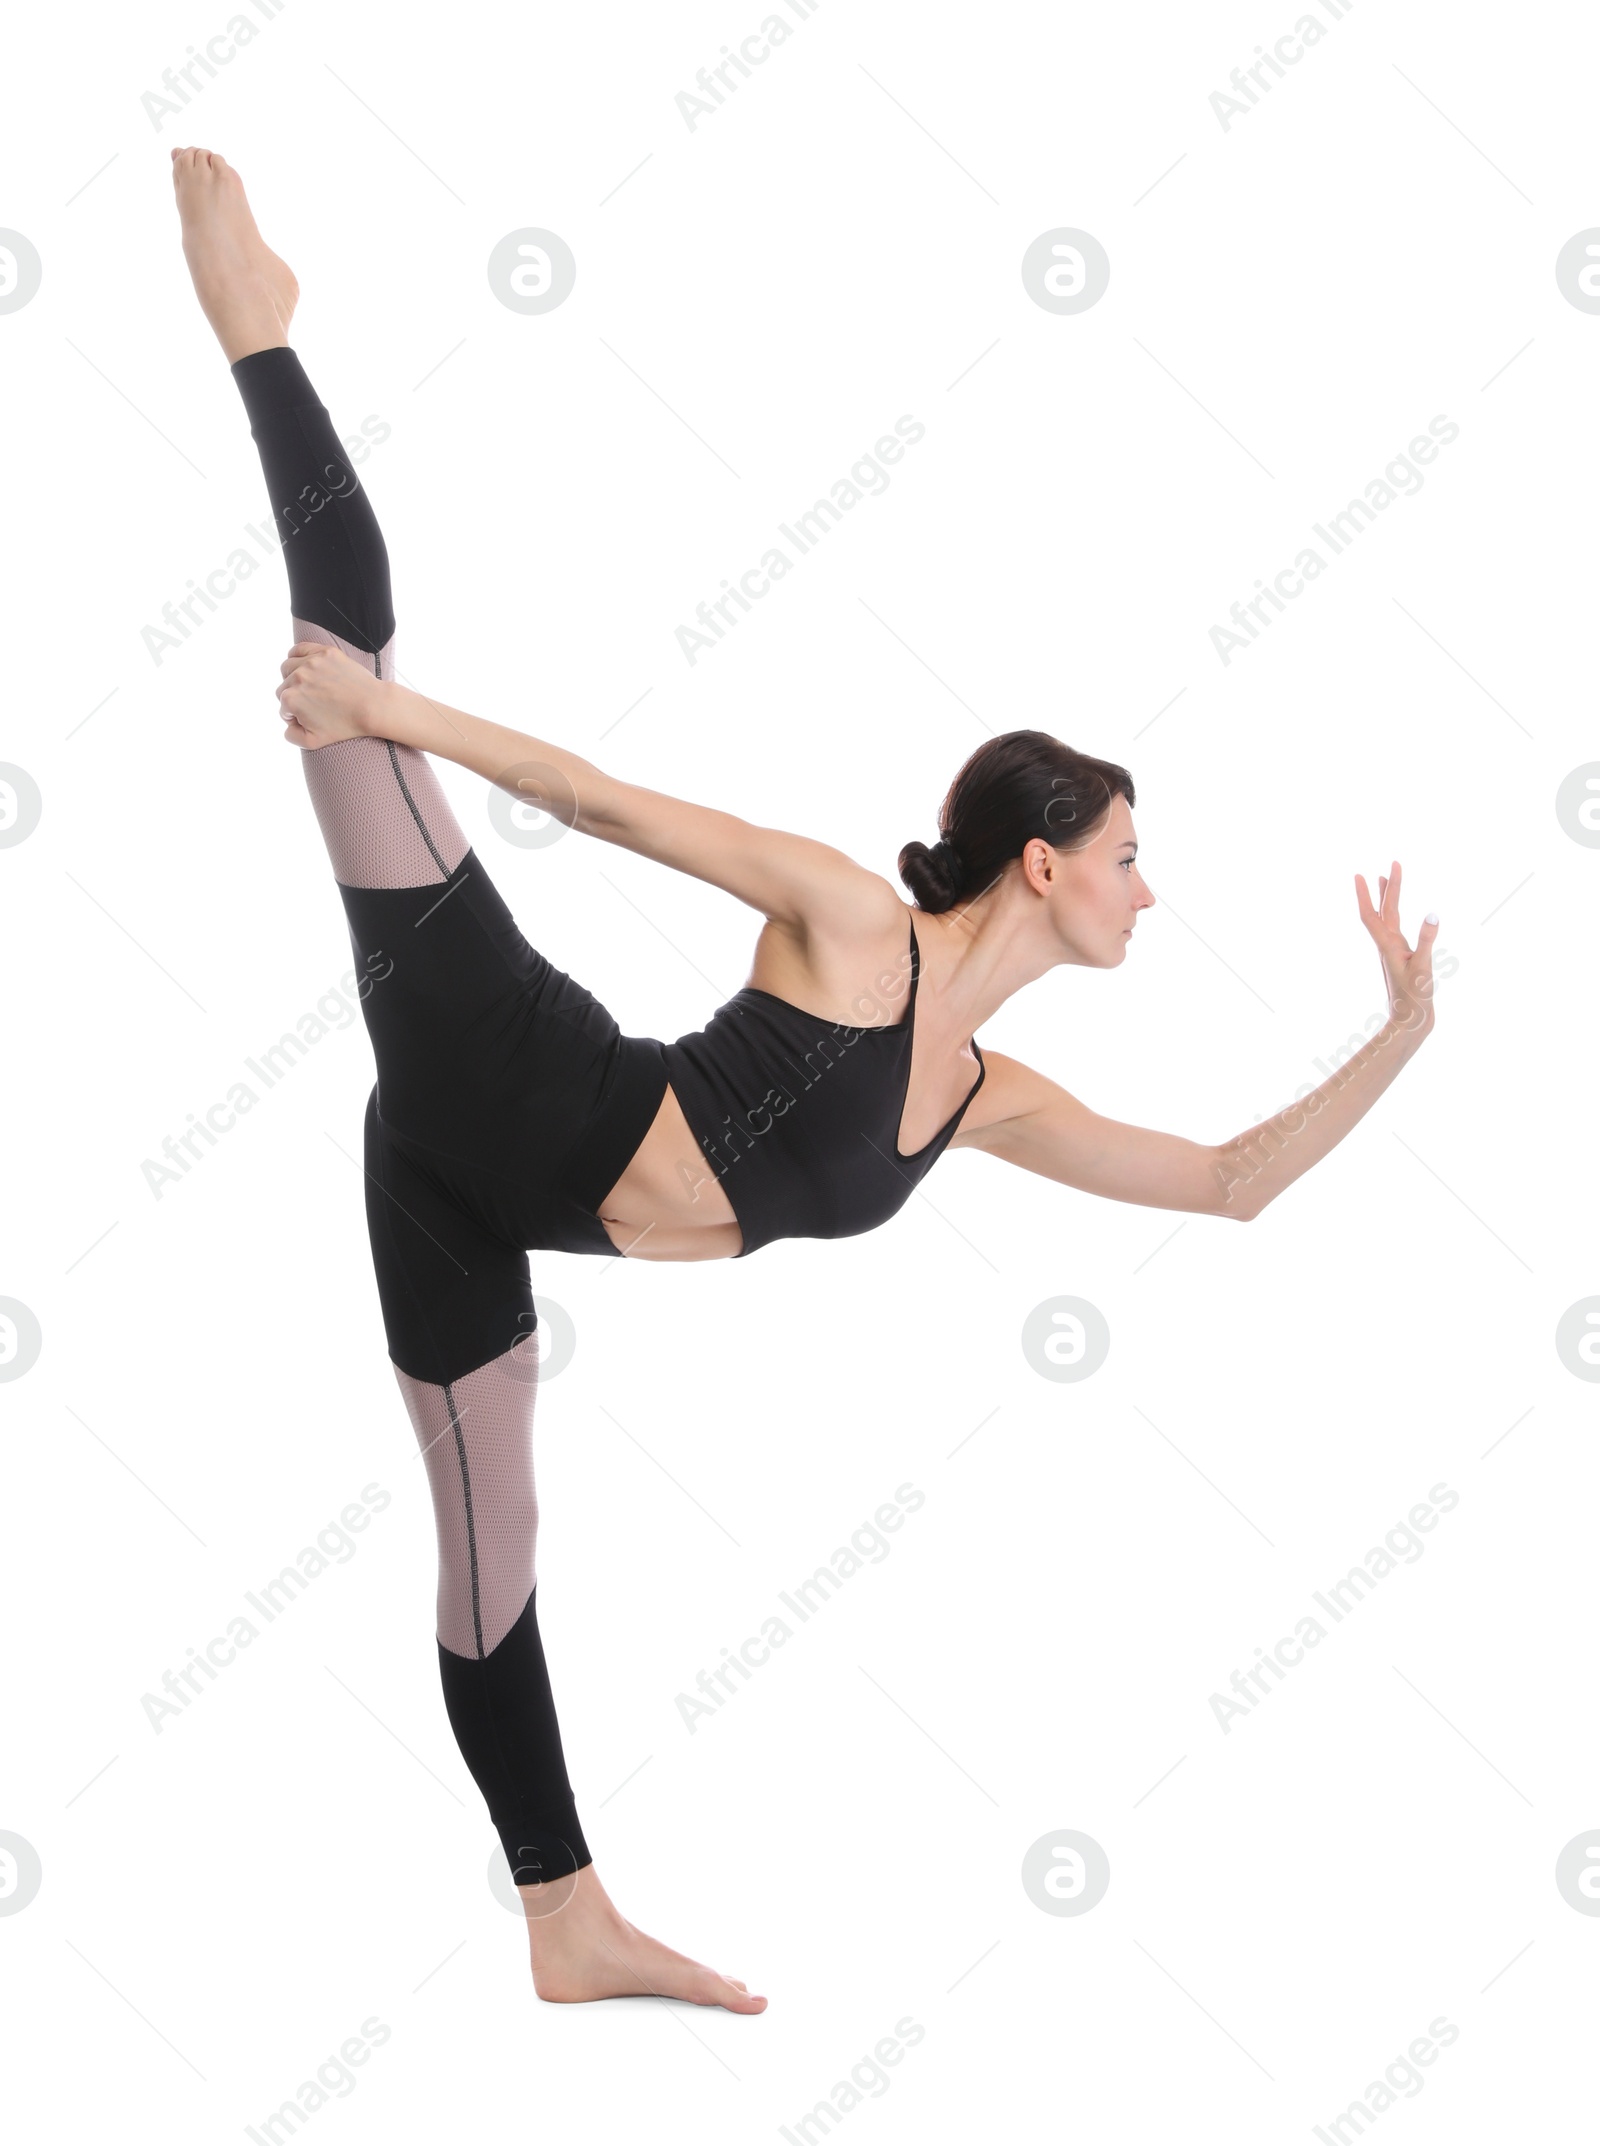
[594,1083,744,1259]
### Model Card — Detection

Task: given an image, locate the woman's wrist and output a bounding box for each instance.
[357,675,414,745]
[1385,1000,1435,1047]
[359,682,497,779]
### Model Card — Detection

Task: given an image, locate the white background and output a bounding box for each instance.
[3,2,1596,2139]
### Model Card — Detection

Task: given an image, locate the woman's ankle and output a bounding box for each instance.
[520,1861,607,1938]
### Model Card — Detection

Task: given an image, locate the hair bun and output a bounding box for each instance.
[897,834,964,914]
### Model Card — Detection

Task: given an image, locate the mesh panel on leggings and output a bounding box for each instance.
[394,1337,542,1659]
[291,614,470,890]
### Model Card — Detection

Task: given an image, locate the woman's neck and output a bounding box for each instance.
[915,884,1064,1034]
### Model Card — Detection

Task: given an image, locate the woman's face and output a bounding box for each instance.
[1036,793,1155,966]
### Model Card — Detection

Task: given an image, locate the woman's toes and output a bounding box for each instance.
[703,1969,764,2011]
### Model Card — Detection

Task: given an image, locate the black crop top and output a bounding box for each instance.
[657,918,985,1257]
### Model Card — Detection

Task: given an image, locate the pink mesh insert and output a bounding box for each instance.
[394,1339,542,1659]
[291,614,470,890]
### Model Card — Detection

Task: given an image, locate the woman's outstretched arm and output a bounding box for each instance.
[952,870,1439,1222]
[275,641,897,932]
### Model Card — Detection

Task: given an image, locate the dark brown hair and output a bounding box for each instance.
[898,731,1135,915]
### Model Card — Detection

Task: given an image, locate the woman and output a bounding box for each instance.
[171,147,1438,2015]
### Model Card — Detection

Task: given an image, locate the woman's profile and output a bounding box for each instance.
[170,144,1439,2016]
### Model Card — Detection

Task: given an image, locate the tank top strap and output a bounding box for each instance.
[907,917,921,1005]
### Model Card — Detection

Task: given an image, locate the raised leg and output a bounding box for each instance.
[202,191,592,1894]
[174,145,766,2010]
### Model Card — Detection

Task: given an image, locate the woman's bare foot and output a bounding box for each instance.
[170,147,299,363]
[521,1864,767,2014]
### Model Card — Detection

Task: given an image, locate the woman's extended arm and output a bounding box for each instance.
[273,641,898,933]
[953,868,1439,1223]
[952,1016,1427,1220]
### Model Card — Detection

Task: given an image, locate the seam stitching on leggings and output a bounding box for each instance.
[383,737,452,881]
[445,1382,486,1659]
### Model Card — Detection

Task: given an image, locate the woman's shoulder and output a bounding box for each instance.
[743,880,918,1029]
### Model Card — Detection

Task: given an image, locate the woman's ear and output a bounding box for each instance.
[1023,837,1056,892]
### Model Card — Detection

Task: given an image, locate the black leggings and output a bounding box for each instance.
[231,345,667,1882]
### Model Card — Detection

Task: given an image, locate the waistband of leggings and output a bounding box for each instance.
[556,1033,669,1215]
